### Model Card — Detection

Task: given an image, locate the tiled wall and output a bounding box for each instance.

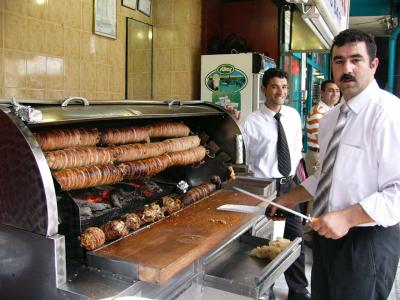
[126,19,152,100]
[152,0,202,100]
[0,0,202,102]
[0,0,152,101]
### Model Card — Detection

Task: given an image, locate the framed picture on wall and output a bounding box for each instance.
[138,0,152,17]
[94,0,117,39]
[122,0,137,10]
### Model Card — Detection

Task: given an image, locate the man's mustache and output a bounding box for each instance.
[340,74,356,82]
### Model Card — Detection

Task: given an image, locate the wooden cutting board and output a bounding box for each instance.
[93,189,264,284]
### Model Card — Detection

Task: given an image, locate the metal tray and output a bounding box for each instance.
[203,234,301,300]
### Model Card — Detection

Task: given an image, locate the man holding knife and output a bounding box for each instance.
[267,29,400,300]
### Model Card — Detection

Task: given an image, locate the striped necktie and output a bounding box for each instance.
[274,112,291,177]
[313,104,350,217]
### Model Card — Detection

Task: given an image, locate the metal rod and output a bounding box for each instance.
[233,186,313,223]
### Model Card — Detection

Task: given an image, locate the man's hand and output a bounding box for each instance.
[265,185,312,220]
[310,211,352,239]
[310,204,374,239]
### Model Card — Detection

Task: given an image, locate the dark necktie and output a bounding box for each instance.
[274,112,291,177]
[313,104,350,216]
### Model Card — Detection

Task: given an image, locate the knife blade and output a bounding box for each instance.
[232,186,314,223]
[216,204,295,219]
[217,204,266,215]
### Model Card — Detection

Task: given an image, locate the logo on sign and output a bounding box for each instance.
[205,64,248,92]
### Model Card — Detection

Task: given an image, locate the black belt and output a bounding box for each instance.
[308,146,320,152]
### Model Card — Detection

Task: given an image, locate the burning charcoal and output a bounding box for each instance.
[100,220,129,241]
[74,199,112,212]
[161,196,182,215]
[109,190,123,208]
[121,213,142,230]
[79,227,105,251]
[79,206,92,217]
[141,202,164,223]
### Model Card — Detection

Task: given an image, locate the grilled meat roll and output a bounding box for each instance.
[100,126,151,145]
[141,203,164,223]
[161,196,182,215]
[162,135,200,153]
[45,146,114,170]
[167,146,206,166]
[121,213,142,230]
[149,122,190,138]
[79,227,106,250]
[179,183,216,206]
[119,154,172,179]
[100,220,129,241]
[35,128,100,151]
[113,141,166,163]
[54,164,124,191]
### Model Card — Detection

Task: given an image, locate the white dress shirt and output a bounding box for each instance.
[302,80,400,227]
[240,104,303,179]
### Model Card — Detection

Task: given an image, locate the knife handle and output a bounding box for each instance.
[265,207,293,219]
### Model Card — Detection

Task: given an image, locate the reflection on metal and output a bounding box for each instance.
[61,97,90,107]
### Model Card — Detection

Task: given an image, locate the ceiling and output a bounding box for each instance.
[349,0,399,37]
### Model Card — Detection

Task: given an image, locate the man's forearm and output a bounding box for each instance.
[340,203,374,227]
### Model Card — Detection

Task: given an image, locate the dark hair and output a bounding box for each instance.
[321,79,336,92]
[262,68,288,86]
[331,29,377,62]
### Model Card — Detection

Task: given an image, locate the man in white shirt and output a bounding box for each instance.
[241,68,310,300]
[267,29,400,300]
[305,80,340,176]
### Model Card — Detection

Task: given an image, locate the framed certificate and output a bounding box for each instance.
[94,0,117,39]
[122,0,137,10]
[138,0,152,17]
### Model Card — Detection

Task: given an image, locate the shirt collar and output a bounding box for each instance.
[260,103,287,118]
[345,80,379,114]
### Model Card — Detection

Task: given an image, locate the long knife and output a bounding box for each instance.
[221,186,314,223]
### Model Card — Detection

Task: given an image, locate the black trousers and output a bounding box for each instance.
[277,179,309,294]
[312,224,400,300]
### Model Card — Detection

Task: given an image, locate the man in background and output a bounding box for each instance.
[241,68,310,300]
[305,80,340,176]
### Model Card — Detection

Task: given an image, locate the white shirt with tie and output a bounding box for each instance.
[240,104,303,179]
[302,80,400,227]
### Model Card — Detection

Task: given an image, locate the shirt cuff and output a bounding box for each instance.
[359,193,399,227]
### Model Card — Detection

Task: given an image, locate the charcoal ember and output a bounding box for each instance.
[161,196,182,215]
[121,213,142,230]
[109,190,123,208]
[79,206,92,217]
[79,227,105,250]
[100,220,129,241]
[141,202,164,223]
[74,199,112,212]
